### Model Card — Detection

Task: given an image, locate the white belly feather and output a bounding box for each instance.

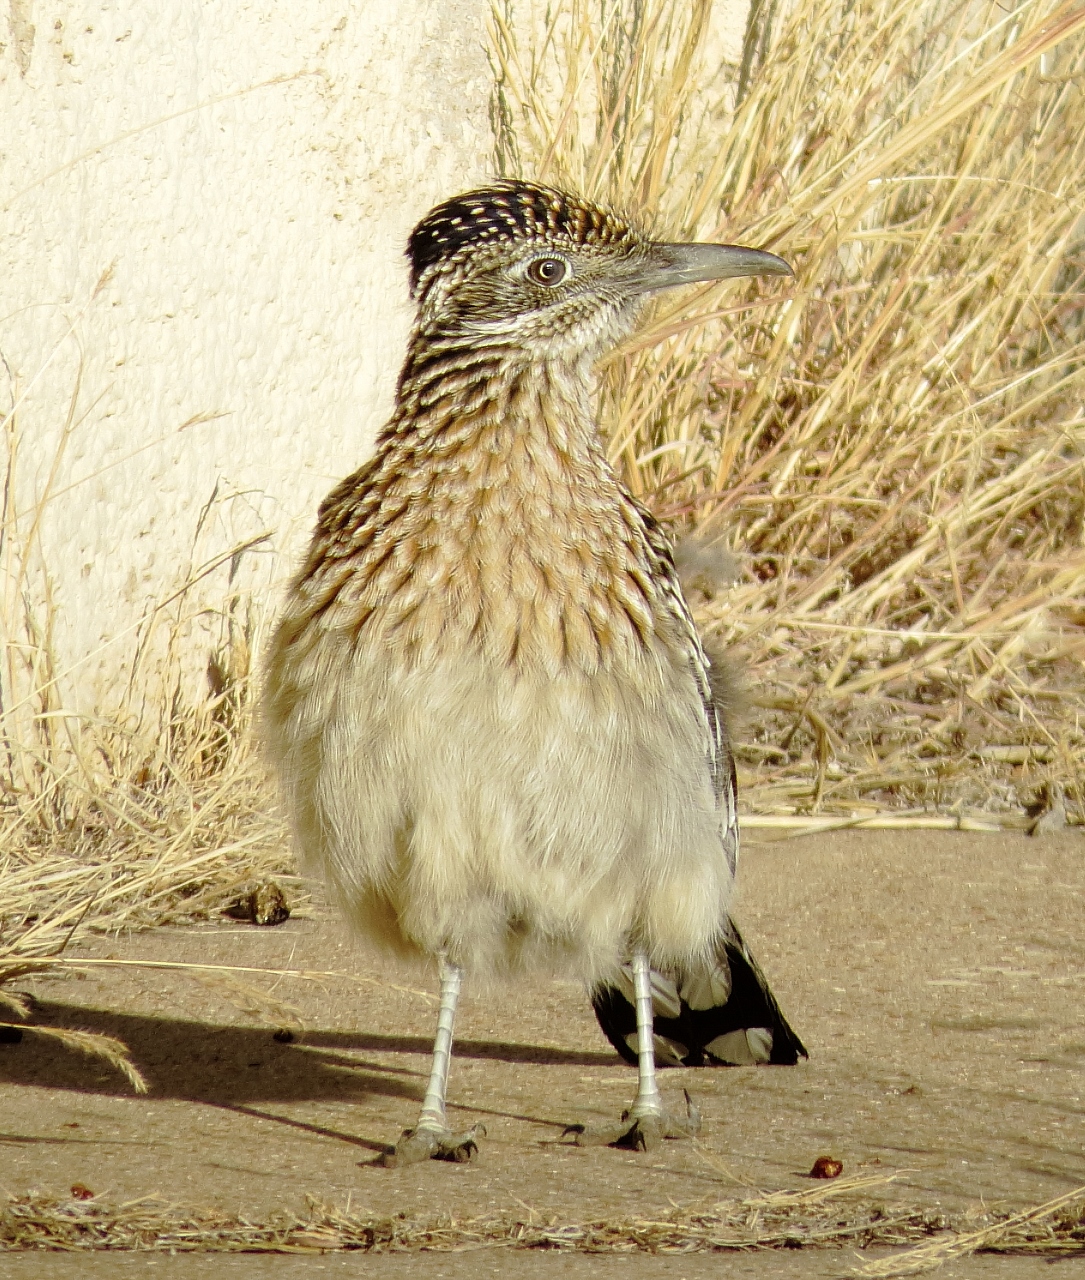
[272,641,732,983]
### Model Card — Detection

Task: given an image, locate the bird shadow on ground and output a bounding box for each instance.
[1,1000,620,1158]
[0,1000,618,1109]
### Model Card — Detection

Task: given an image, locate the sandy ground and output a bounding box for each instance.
[0,1248,1079,1279]
[1,829,1083,1277]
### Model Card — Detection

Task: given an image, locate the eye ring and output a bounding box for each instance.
[526,256,568,287]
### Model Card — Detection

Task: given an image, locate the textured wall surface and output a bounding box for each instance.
[1,0,749,715]
[0,0,493,709]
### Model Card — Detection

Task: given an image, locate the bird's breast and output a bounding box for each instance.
[293,423,679,678]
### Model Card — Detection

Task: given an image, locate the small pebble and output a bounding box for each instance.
[222,882,291,926]
[810,1156,844,1179]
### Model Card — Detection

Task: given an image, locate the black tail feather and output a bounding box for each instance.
[591,921,807,1068]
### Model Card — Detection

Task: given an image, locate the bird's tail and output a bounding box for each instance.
[591,919,807,1067]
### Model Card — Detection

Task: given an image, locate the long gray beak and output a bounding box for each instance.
[632,242,792,294]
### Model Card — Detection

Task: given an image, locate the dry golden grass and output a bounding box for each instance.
[1,331,288,951]
[0,505,287,960]
[0,377,291,1062]
[491,0,1085,827]
[1,1180,1082,1263]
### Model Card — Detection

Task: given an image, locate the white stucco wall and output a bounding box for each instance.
[0,0,749,720]
[1,0,494,712]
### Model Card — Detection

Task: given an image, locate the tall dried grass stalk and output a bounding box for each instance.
[0,365,289,973]
[0,1023,149,1094]
[491,0,1085,821]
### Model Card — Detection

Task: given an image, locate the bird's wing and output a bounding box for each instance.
[600,501,805,1068]
[633,499,738,875]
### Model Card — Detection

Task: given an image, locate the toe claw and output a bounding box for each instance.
[567,1093,700,1152]
[625,1114,663,1152]
[568,1121,628,1147]
[664,1089,702,1139]
[436,1122,486,1162]
[381,1121,486,1167]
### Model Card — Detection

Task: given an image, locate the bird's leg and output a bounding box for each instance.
[627,949,664,1123]
[383,959,485,1166]
[571,950,700,1152]
[417,957,460,1133]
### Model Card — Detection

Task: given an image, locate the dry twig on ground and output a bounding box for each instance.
[1,1182,1082,1258]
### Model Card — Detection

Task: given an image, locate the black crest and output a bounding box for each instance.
[406,182,636,295]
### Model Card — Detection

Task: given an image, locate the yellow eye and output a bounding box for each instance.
[526,257,568,286]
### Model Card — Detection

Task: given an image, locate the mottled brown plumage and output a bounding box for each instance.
[264,182,800,1163]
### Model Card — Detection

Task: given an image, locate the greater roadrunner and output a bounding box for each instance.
[264,181,804,1166]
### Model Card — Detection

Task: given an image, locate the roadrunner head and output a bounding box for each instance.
[406,181,791,362]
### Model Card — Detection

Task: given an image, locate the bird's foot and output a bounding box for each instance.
[566,1090,700,1152]
[381,1121,485,1168]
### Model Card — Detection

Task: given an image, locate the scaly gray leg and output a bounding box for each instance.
[383,959,485,1166]
[571,950,700,1151]
[628,949,664,1122]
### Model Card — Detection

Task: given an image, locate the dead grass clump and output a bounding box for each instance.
[491,0,1085,823]
[0,379,291,1060]
[0,582,288,967]
[1,1182,1082,1262]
